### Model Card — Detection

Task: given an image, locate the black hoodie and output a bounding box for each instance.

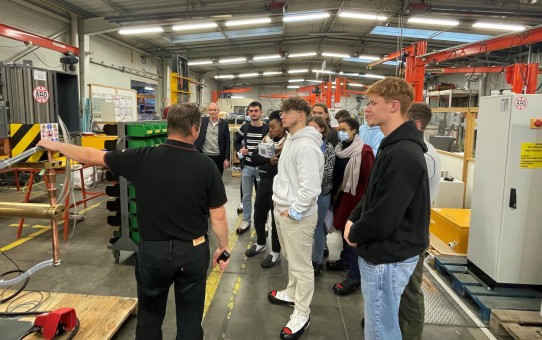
[348,120,430,265]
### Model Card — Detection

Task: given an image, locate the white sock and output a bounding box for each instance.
[255,244,265,251]
[271,252,280,261]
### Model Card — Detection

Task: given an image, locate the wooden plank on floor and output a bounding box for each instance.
[0,290,137,340]
[503,323,542,340]
[490,309,542,337]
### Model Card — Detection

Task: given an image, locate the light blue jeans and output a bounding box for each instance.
[241,165,259,222]
[312,193,330,264]
[359,255,419,340]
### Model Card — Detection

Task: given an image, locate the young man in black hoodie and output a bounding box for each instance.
[344,77,430,339]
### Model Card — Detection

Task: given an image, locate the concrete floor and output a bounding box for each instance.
[0,171,500,339]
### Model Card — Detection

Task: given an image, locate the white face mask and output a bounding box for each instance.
[338,130,350,142]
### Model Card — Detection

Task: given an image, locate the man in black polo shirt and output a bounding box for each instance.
[38,103,230,340]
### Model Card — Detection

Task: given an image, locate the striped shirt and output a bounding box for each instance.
[234,123,268,166]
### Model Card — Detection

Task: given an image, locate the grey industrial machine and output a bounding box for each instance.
[468,94,542,286]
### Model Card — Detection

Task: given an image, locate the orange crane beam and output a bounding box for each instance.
[418,25,542,66]
[0,23,80,55]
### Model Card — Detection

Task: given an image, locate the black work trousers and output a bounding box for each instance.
[253,176,280,252]
[206,154,224,176]
[135,237,210,340]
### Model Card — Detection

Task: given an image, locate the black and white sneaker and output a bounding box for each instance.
[261,253,280,268]
[246,244,266,257]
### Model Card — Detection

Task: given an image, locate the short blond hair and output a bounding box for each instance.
[366,77,414,116]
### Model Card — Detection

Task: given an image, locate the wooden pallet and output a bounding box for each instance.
[434,256,542,323]
[0,290,137,339]
[490,309,542,339]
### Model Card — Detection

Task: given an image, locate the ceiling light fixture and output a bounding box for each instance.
[238,73,259,78]
[283,12,330,23]
[288,69,309,74]
[407,17,459,26]
[144,86,154,91]
[118,27,163,35]
[214,75,236,79]
[287,85,300,88]
[288,79,305,82]
[357,55,380,61]
[188,60,213,66]
[312,70,333,74]
[338,12,388,21]
[348,83,365,87]
[288,52,317,58]
[322,52,350,58]
[219,57,247,63]
[344,72,360,76]
[307,80,322,83]
[172,22,217,31]
[253,54,282,61]
[472,22,525,31]
[263,71,282,76]
[230,95,244,98]
[225,18,272,27]
[360,74,386,79]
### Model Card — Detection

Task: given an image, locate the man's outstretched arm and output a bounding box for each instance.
[38,140,107,166]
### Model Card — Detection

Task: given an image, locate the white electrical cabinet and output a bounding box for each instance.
[468,94,542,285]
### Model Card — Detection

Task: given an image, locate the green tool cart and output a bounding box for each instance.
[105,121,167,264]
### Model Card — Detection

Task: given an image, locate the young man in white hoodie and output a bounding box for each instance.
[268,97,324,340]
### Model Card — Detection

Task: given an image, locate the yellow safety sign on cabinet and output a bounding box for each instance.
[520,143,542,169]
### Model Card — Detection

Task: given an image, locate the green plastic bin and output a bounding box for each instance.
[128,186,136,199]
[129,201,137,214]
[129,214,138,229]
[126,124,154,137]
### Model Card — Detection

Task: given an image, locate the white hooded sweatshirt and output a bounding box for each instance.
[272,126,324,218]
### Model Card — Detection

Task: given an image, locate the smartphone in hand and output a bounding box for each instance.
[217,250,230,264]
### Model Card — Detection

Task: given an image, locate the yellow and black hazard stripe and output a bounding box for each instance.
[10,124,46,162]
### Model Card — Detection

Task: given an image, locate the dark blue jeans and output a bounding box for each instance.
[135,238,210,340]
[339,232,361,282]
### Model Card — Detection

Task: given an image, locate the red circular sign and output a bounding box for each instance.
[514,96,528,110]
[33,86,49,104]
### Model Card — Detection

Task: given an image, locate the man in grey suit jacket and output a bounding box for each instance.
[195,102,230,175]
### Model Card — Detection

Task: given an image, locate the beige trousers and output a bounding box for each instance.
[274,211,317,314]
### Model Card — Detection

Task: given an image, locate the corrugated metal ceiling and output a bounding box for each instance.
[26,0,542,86]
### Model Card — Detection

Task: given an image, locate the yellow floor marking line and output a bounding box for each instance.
[1,198,107,252]
[203,214,242,318]
[212,223,258,335]
[8,223,49,229]
[0,227,51,252]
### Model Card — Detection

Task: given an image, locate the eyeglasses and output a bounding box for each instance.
[281,110,301,116]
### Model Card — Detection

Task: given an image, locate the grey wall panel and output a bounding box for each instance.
[23,67,34,123]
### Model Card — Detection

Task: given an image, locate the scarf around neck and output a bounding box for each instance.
[262,132,288,158]
[335,134,364,195]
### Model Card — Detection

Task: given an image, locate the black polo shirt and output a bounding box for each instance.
[104,139,227,241]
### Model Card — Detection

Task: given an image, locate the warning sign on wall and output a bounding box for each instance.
[40,123,59,142]
[520,143,542,169]
[33,86,49,104]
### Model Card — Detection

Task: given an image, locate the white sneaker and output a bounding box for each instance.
[236,202,243,214]
[236,220,250,235]
[281,309,310,338]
